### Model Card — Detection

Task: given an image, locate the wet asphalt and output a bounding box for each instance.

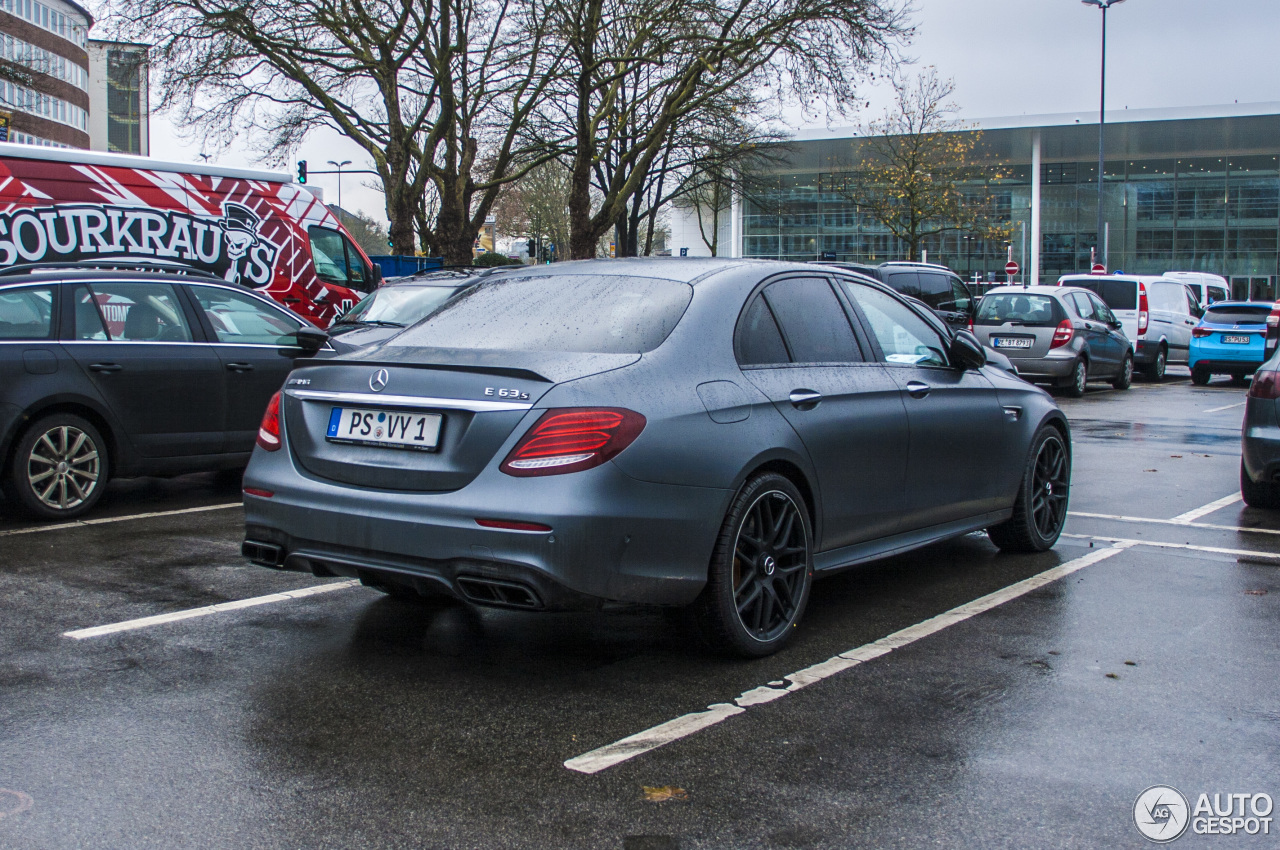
[1,369,1277,849]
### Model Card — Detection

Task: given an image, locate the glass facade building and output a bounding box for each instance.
[738,104,1280,301]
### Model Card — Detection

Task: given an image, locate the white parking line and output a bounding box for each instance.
[1204,402,1246,414]
[0,502,241,537]
[1062,533,1280,561]
[1170,493,1242,523]
[1069,511,1280,536]
[563,541,1136,775]
[63,580,360,640]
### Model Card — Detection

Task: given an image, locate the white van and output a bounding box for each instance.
[1162,272,1230,307]
[1058,275,1204,379]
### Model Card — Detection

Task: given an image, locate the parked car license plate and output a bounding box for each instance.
[1223,335,1252,344]
[326,407,442,450]
[992,337,1033,349]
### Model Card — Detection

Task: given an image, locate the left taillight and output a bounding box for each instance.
[1248,371,1280,400]
[1049,319,1075,349]
[500,408,646,477]
[257,391,282,451]
[1192,327,1213,338]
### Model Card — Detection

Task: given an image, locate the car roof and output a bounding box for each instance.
[0,268,222,287]
[984,285,1074,297]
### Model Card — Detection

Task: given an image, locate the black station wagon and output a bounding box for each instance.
[0,265,326,519]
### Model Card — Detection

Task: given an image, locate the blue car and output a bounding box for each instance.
[1190,301,1272,385]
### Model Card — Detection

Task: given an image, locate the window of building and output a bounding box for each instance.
[107,49,146,154]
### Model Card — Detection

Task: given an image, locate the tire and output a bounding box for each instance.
[1062,359,1087,398]
[1240,460,1280,509]
[692,472,813,658]
[1231,373,1250,387]
[6,413,109,520]
[1191,366,1211,386]
[1143,345,1167,381]
[1112,353,1133,390]
[988,425,1070,553]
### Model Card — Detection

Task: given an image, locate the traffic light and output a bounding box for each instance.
[296,160,307,184]
[526,238,536,258]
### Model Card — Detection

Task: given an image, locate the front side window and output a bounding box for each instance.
[190,285,301,345]
[845,282,949,367]
[762,278,862,364]
[308,227,351,286]
[1088,294,1117,324]
[1208,286,1228,304]
[0,285,54,339]
[74,283,192,342]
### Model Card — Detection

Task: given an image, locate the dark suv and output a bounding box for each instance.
[0,265,326,519]
[815,261,976,331]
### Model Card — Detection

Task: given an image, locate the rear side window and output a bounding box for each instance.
[1204,306,1270,325]
[735,294,790,367]
[1070,279,1138,311]
[72,283,193,342]
[883,271,920,298]
[0,285,54,339]
[976,294,1063,327]
[390,275,693,354]
[762,278,862,364]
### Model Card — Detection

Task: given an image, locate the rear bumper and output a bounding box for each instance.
[1189,342,1265,371]
[1002,353,1077,381]
[241,443,732,609]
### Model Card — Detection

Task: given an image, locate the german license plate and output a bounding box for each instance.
[326,407,442,450]
[1223,335,1251,344]
[992,337,1033,349]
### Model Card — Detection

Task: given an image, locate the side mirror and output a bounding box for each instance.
[949,329,987,370]
[292,326,330,354]
[369,263,383,288]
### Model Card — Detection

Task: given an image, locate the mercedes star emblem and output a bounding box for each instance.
[369,369,389,392]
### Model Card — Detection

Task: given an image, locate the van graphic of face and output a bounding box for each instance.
[221,203,262,285]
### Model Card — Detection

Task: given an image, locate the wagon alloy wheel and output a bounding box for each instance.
[7,414,110,520]
[1029,436,1069,540]
[693,472,813,657]
[732,491,809,642]
[987,426,1071,553]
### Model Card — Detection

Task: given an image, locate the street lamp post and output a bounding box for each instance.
[327,160,352,210]
[1082,0,1126,270]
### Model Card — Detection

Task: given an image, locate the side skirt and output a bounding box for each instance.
[814,509,1014,574]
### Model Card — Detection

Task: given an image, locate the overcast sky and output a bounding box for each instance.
[144,0,1280,225]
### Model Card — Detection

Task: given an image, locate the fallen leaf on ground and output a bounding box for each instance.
[1106,673,1119,679]
[1144,469,1158,472]
[1171,455,1183,458]
[1124,660,1137,666]
[1245,589,1268,596]
[643,786,688,803]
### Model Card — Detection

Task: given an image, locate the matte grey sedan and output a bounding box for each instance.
[973,285,1133,397]
[241,259,1071,657]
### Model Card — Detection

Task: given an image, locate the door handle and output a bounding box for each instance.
[788,389,823,409]
[225,362,256,372]
[906,381,931,399]
[88,363,122,373]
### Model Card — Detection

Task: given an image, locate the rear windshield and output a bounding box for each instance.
[1067,279,1137,310]
[975,294,1062,327]
[388,275,693,354]
[1205,306,1270,325]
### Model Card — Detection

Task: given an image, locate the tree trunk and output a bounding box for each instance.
[385,183,417,256]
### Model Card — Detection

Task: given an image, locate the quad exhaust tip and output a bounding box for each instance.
[242,540,284,568]
[456,576,542,610]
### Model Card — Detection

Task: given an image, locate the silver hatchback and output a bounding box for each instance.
[973,285,1133,396]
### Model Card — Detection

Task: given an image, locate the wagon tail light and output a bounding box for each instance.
[1192,327,1213,338]
[1249,371,1280,400]
[500,408,645,477]
[1049,319,1074,349]
[1138,284,1150,336]
[257,391,282,451]
[1268,301,1280,328]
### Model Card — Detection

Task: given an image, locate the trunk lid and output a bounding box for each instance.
[282,348,638,491]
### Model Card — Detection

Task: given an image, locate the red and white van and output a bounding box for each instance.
[0,142,380,327]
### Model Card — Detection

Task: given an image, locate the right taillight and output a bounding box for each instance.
[1138,284,1150,335]
[1050,319,1074,349]
[256,391,282,451]
[500,408,645,477]
[1249,372,1280,400]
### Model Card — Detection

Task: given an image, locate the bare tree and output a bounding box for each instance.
[534,0,906,258]
[110,0,563,264]
[835,68,1011,262]
[328,206,391,257]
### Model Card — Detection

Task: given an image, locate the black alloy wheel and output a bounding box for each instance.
[6,413,109,520]
[1145,346,1167,381]
[988,426,1071,553]
[693,472,813,657]
[1112,353,1133,390]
